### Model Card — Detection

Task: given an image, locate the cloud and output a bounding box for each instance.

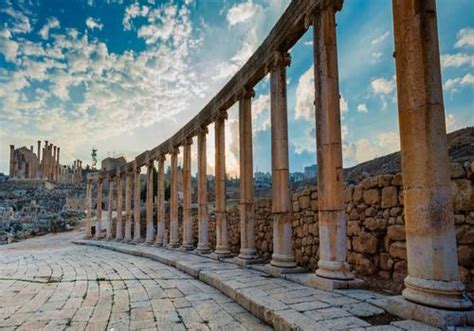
[39,17,60,40]
[445,113,461,133]
[440,53,474,68]
[345,131,400,165]
[357,103,368,113]
[455,27,474,48]
[371,31,389,45]
[295,65,314,120]
[3,7,31,34]
[371,77,395,95]
[0,30,19,63]
[444,73,474,92]
[86,17,103,31]
[123,3,149,30]
[227,1,261,26]
[340,94,348,114]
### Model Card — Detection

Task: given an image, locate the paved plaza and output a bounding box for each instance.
[0,232,269,330]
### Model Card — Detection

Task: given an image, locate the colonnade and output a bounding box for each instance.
[84,0,471,312]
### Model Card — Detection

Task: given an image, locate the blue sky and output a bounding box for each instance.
[0,0,473,176]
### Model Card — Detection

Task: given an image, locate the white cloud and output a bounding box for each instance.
[0,30,19,63]
[371,31,389,45]
[39,17,60,40]
[295,65,314,120]
[3,7,31,34]
[455,27,474,48]
[441,53,474,68]
[445,113,461,133]
[123,3,149,30]
[340,94,348,114]
[371,77,395,95]
[444,73,474,92]
[227,1,261,26]
[346,131,400,165]
[86,17,103,31]
[357,103,368,113]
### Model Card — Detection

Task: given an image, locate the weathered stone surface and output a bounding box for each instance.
[353,232,378,254]
[387,225,405,241]
[389,242,406,260]
[381,186,398,208]
[363,189,380,205]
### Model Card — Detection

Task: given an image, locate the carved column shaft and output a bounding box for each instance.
[124,172,133,241]
[196,128,211,253]
[182,141,193,249]
[156,157,166,246]
[392,0,471,309]
[145,162,155,243]
[269,52,296,268]
[95,178,103,239]
[37,141,41,178]
[169,149,180,247]
[106,177,114,239]
[239,91,257,260]
[116,174,124,240]
[214,114,230,255]
[313,5,353,280]
[133,166,142,243]
[85,180,92,238]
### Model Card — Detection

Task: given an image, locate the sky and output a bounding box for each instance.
[0,0,473,177]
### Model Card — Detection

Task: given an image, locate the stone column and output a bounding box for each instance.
[124,171,133,242]
[95,177,103,239]
[43,141,49,179]
[238,89,258,261]
[85,179,92,238]
[37,141,41,178]
[9,145,15,177]
[52,146,57,181]
[214,112,230,256]
[267,51,296,269]
[392,0,471,309]
[168,148,180,247]
[106,175,114,240]
[132,163,142,243]
[145,159,155,244]
[116,172,124,240]
[56,147,60,183]
[181,139,194,250]
[312,3,354,283]
[155,155,166,246]
[196,127,211,253]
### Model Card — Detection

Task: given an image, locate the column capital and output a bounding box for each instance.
[145,158,154,168]
[183,137,193,146]
[199,126,208,135]
[157,154,166,162]
[239,87,255,100]
[116,169,122,178]
[266,51,291,73]
[215,110,228,122]
[171,146,180,155]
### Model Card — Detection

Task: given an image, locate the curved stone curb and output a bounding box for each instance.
[73,239,437,331]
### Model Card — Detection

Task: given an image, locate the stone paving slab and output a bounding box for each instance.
[0,240,270,331]
[73,239,456,330]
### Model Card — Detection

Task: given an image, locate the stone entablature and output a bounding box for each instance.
[9,140,83,184]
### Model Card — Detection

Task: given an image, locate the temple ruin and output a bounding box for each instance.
[9,140,83,184]
[82,0,472,328]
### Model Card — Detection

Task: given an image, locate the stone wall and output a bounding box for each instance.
[175,161,474,295]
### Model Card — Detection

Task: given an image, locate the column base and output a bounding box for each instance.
[238,248,258,260]
[131,238,144,245]
[263,264,304,277]
[195,243,211,254]
[122,238,132,243]
[304,274,366,291]
[270,252,297,269]
[213,247,232,257]
[209,252,233,260]
[115,237,123,242]
[316,260,355,281]
[384,295,474,329]
[178,245,194,251]
[144,240,155,245]
[166,243,180,249]
[154,242,164,247]
[403,275,472,310]
[233,257,263,266]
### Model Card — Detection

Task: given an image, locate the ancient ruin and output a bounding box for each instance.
[9,140,84,184]
[80,0,473,328]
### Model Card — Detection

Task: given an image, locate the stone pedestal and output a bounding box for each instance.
[392,0,472,310]
[267,51,297,270]
[196,128,211,253]
[312,4,354,283]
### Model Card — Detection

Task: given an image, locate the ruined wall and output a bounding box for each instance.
[175,161,474,294]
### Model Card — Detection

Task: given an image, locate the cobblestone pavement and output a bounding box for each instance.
[0,232,270,330]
